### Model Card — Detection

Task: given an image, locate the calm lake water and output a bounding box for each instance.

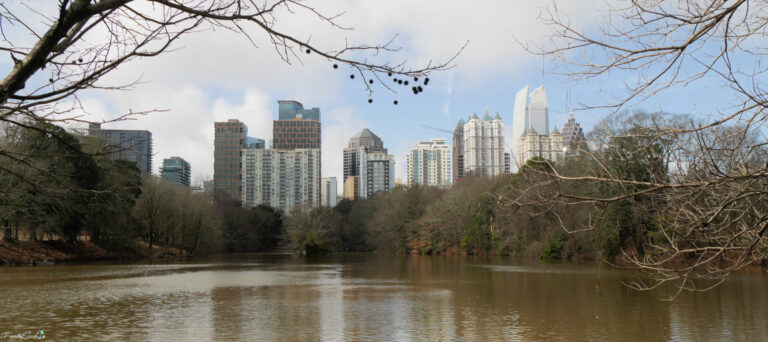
[0,254,765,341]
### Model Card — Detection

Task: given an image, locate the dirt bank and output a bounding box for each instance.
[0,240,135,265]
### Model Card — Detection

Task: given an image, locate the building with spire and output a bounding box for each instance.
[513,85,565,166]
[519,125,564,163]
[463,109,505,177]
[561,113,586,153]
[406,138,452,188]
[512,86,552,168]
[342,128,395,199]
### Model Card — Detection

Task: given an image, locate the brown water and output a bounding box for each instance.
[0,254,765,341]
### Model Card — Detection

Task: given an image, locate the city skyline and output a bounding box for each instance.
[49,1,734,188]
[102,98,590,192]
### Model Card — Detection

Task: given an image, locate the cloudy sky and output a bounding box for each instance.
[4,1,739,188]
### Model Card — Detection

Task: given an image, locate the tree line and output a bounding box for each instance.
[2,110,766,281]
[0,120,283,257]
[283,110,768,274]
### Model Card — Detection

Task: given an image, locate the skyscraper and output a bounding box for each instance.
[343,128,386,185]
[407,138,452,188]
[320,177,338,207]
[241,148,320,212]
[160,156,191,186]
[463,109,505,177]
[514,86,565,165]
[452,119,465,181]
[519,126,564,163]
[343,176,358,200]
[241,100,322,212]
[88,123,153,173]
[358,150,395,198]
[561,113,586,152]
[273,100,321,150]
[512,85,550,168]
[214,119,247,203]
[343,129,395,199]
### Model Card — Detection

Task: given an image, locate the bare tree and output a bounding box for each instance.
[0,0,462,183]
[1,1,461,120]
[517,0,768,296]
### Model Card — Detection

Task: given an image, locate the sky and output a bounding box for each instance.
[2,0,751,189]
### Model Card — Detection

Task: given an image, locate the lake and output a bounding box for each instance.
[0,254,765,341]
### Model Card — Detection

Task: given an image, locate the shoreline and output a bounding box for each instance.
[0,240,140,266]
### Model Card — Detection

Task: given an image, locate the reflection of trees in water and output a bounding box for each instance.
[669,270,768,341]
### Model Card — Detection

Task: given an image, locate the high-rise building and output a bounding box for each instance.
[277,100,320,121]
[273,100,321,150]
[343,129,395,199]
[160,156,191,186]
[452,120,465,181]
[359,151,395,198]
[343,176,358,200]
[320,177,338,207]
[512,85,550,168]
[406,138,452,188]
[247,137,265,149]
[343,128,386,184]
[519,126,564,163]
[504,153,511,174]
[463,109,505,177]
[88,123,153,173]
[214,119,247,203]
[241,148,320,212]
[561,113,586,152]
[513,86,565,165]
[241,100,322,212]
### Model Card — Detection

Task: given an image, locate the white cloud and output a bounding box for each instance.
[78,85,272,185]
[14,0,609,190]
[322,106,369,191]
[393,137,418,186]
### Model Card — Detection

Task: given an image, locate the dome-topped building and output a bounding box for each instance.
[343,128,394,200]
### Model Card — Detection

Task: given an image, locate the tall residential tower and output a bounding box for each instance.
[463,110,505,177]
[214,119,247,203]
[160,156,191,186]
[88,123,153,173]
[407,138,452,188]
[343,128,395,199]
[241,100,322,213]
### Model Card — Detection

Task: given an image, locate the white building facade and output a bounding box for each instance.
[512,85,551,169]
[463,110,505,177]
[241,148,321,213]
[320,177,337,207]
[519,127,564,164]
[406,138,452,188]
[358,151,396,198]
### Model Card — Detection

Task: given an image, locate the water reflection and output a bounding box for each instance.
[0,255,765,341]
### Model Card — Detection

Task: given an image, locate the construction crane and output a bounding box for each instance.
[421,124,462,136]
